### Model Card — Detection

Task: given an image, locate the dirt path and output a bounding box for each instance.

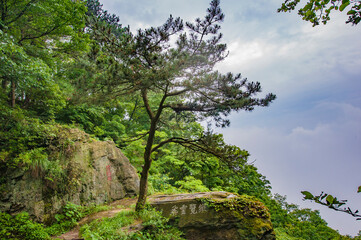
[54,198,138,240]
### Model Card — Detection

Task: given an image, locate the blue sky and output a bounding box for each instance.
[99,0,361,235]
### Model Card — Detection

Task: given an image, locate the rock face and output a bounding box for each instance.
[0,128,139,223]
[150,192,276,240]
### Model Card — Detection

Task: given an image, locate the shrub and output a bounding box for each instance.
[0,212,50,240]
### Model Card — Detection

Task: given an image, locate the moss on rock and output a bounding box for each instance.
[0,126,139,223]
[150,192,276,240]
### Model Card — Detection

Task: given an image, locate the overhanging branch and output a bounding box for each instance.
[151,136,223,160]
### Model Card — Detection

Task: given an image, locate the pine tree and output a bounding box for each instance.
[93,0,276,210]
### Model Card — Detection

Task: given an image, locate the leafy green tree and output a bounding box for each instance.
[278,0,361,26]
[147,134,272,198]
[266,194,351,240]
[0,0,87,110]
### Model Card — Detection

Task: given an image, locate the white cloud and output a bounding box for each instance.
[216,40,269,72]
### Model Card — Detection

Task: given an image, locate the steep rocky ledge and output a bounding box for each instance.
[0,128,139,223]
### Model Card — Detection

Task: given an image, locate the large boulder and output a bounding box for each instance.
[150,192,276,240]
[0,128,139,223]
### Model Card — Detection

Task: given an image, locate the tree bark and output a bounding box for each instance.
[135,119,157,211]
[11,79,15,107]
[1,78,8,101]
[135,89,168,211]
[135,156,151,211]
[1,79,7,90]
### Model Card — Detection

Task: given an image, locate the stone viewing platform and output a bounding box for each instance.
[149,192,276,240]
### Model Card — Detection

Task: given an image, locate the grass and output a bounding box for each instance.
[80,205,185,240]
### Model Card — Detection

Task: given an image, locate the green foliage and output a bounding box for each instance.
[46,202,111,236]
[147,174,180,195]
[278,0,361,26]
[82,204,112,217]
[175,176,210,192]
[0,203,111,239]
[0,0,88,115]
[46,202,84,236]
[275,228,303,240]
[0,30,66,117]
[14,148,49,176]
[56,202,83,223]
[0,107,48,169]
[0,106,74,173]
[80,206,184,240]
[0,0,87,48]
[80,210,134,239]
[131,207,185,240]
[145,138,271,199]
[57,103,127,145]
[301,188,361,220]
[57,104,107,133]
[0,212,50,240]
[265,194,353,240]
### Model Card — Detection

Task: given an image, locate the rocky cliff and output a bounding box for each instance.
[0,128,139,223]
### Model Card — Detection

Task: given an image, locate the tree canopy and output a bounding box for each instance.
[0,0,87,113]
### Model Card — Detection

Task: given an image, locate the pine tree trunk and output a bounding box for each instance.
[135,119,157,211]
[136,158,151,211]
[135,90,166,211]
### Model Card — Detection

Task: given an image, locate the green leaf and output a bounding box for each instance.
[357,186,361,193]
[326,195,334,205]
[347,10,357,15]
[303,3,313,11]
[301,191,314,200]
[339,1,350,12]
